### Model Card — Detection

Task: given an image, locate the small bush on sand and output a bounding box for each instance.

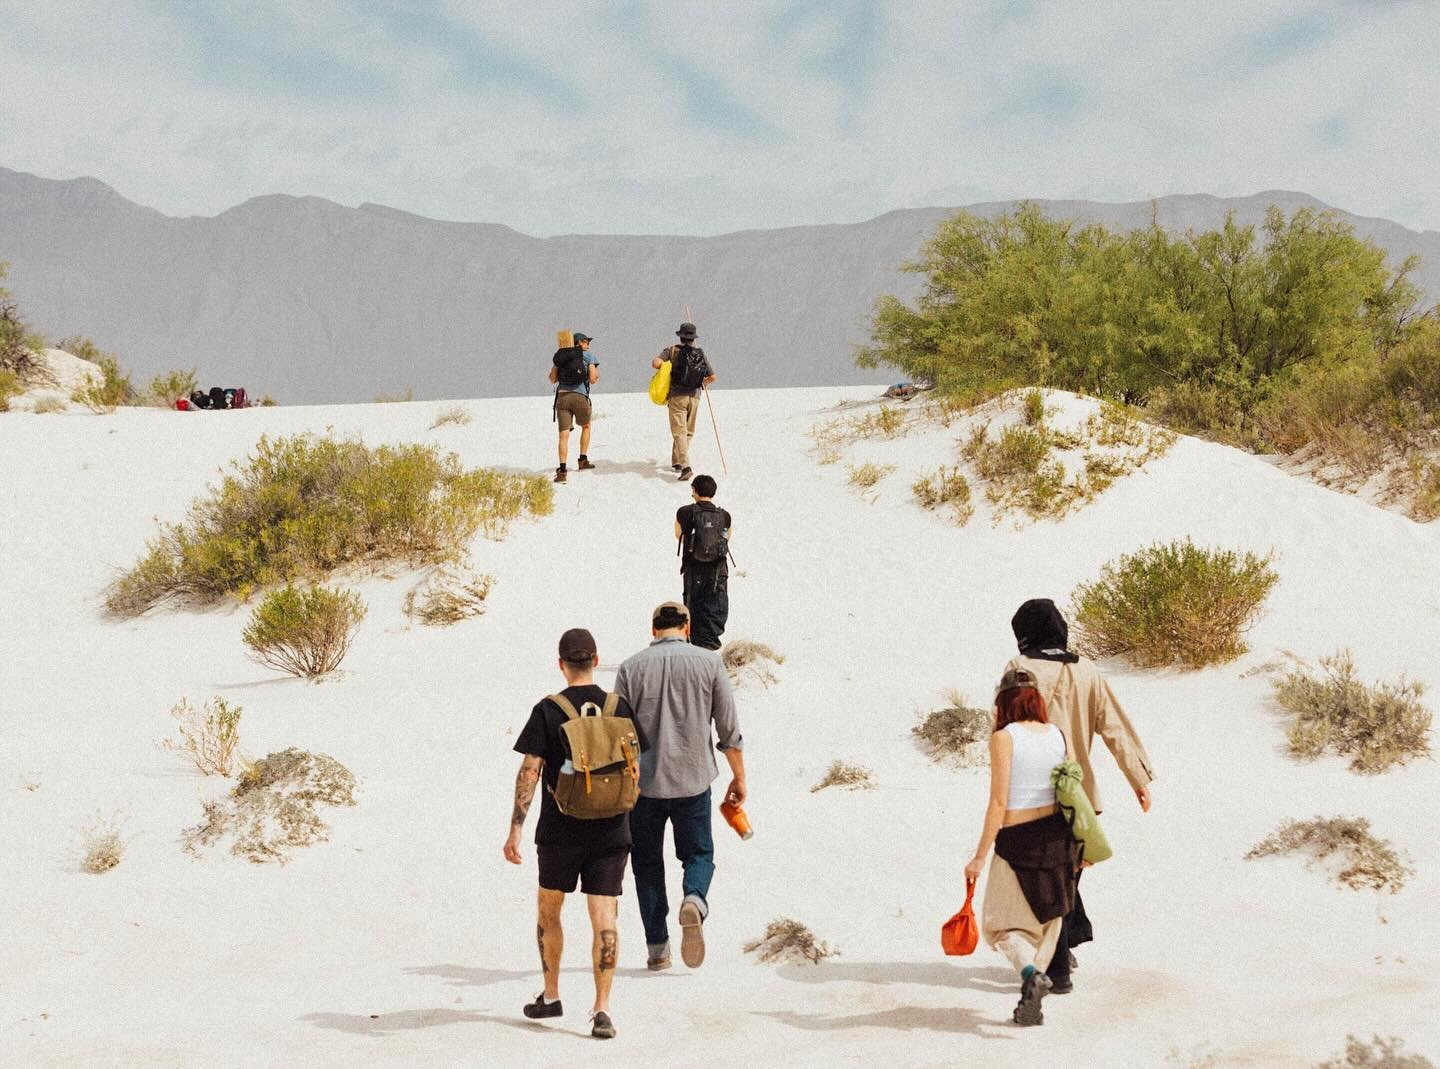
[145,368,198,407]
[163,696,243,776]
[79,812,127,874]
[745,919,838,965]
[1318,1035,1435,1068]
[811,404,911,463]
[810,760,874,792]
[243,585,366,677]
[1245,816,1412,893]
[374,387,414,403]
[0,368,19,411]
[1071,539,1278,669]
[847,462,895,495]
[184,748,357,864]
[912,466,974,524]
[721,639,785,688]
[32,395,66,414]
[913,690,991,765]
[1275,651,1431,774]
[404,564,494,626]
[71,351,137,412]
[1022,389,1046,426]
[430,405,471,429]
[105,433,553,616]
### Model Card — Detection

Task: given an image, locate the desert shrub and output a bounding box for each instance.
[1245,816,1412,893]
[146,368,198,406]
[1275,651,1431,774]
[912,466,974,524]
[745,918,838,964]
[184,748,357,864]
[913,690,991,765]
[258,395,278,407]
[404,564,494,626]
[1071,539,1278,668]
[243,585,366,677]
[846,461,895,494]
[430,405,471,429]
[79,812,126,874]
[1022,388,1046,426]
[105,433,553,615]
[810,760,874,793]
[0,368,18,412]
[71,350,137,412]
[721,639,785,688]
[162,696,242,776]
[962,420,1079,519]
[1404,456,1440,523]
[375,387,414,403]
[810,404,911,463]
[32,394,66,414]
[1318,1035,1435,1068]
[1,264,48,382]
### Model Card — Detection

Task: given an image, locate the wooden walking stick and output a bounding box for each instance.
[684,305,729,475]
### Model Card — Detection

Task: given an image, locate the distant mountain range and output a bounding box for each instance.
[2,166,1436,404]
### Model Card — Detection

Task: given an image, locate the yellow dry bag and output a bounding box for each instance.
[648,359,671,405]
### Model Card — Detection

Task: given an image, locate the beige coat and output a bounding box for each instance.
[1004,654,1153,813]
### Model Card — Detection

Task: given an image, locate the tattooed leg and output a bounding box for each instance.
[587,894,619,1012]
[537,888,564,999]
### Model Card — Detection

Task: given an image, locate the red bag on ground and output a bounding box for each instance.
[941,877,980,956]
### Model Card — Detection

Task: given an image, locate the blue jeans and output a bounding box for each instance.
[629,789,715,947]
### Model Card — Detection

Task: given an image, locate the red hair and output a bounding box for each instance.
[995,687,1049,730]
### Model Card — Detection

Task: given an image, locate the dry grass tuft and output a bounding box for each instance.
[184,748,357,864]
[721,639,785,688]
[163,696,243,776]
[744,918,838,965]
[1245,816,1412,893]
[404,564,495,626]
[810,760,875,793]
[846,461,895,495]
[80,812,127,874]
[1071,539,1278,669]
[1275,651,1431,774]
[430,405,471,429]
[1317,1035,1436,1068]
[811,404,912,463]
[913,690,991,765]
[32,395,66,414]
[912,466,974,525]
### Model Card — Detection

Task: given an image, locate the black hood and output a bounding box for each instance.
[1011,599,1079,663]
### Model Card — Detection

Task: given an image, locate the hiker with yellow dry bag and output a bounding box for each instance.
[650,322,715,480]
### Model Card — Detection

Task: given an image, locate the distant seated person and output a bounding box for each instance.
[188,386,248,410]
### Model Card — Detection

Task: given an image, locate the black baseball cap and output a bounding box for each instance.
[558,628,597,663]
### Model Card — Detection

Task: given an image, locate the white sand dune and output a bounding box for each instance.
[1,386,1437,1068]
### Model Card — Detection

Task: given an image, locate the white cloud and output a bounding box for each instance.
[0,1,1436,234]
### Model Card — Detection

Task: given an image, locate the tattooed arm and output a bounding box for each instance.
[503,755,543,864]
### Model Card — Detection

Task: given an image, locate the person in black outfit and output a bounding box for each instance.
[503,628,648,1040]
[675,474,732,650]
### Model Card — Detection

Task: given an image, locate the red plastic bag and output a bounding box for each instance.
[941,877,980,956]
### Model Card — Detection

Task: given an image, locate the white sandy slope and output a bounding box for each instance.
[1,386,1438,1069]
[4,347,102,412]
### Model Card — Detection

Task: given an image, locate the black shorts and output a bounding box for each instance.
[537,843,629,897]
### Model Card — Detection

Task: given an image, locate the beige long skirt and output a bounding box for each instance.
[981,854,1063,974]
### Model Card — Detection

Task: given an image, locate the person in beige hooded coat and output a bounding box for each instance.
[1004,598,1154,995]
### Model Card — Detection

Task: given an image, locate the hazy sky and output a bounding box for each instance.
[1,1,1437,236]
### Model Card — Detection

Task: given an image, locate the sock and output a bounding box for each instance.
[1022,964,1036,981]
[558,463,566,471]
[579,454,588,461]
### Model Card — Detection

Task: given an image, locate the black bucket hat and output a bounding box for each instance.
[676,322,697,340]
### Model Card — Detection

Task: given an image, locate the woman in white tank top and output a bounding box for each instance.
[963,667,1077,1027]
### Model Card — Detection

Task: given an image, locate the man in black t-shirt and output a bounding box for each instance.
[675,473,732,650]
[503,628,647,1040]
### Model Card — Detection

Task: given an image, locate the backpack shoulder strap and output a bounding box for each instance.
[547,694,580,721]
[602,692,620,717]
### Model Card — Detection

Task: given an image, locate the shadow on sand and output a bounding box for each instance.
[300,1008,582,1040]
[775,961,1017,993]
[754,1005,1008,1038]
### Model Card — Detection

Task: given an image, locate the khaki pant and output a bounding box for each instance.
[667,393,700,467]
[982,855,1063,975]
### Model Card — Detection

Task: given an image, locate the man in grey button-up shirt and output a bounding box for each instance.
[614,601,745,973]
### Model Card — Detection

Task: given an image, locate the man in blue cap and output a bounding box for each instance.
[550,331,599,483]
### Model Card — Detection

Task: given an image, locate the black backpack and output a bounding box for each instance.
[686,502,728,564]
[553,346,588,388]
[671,345,708,391]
